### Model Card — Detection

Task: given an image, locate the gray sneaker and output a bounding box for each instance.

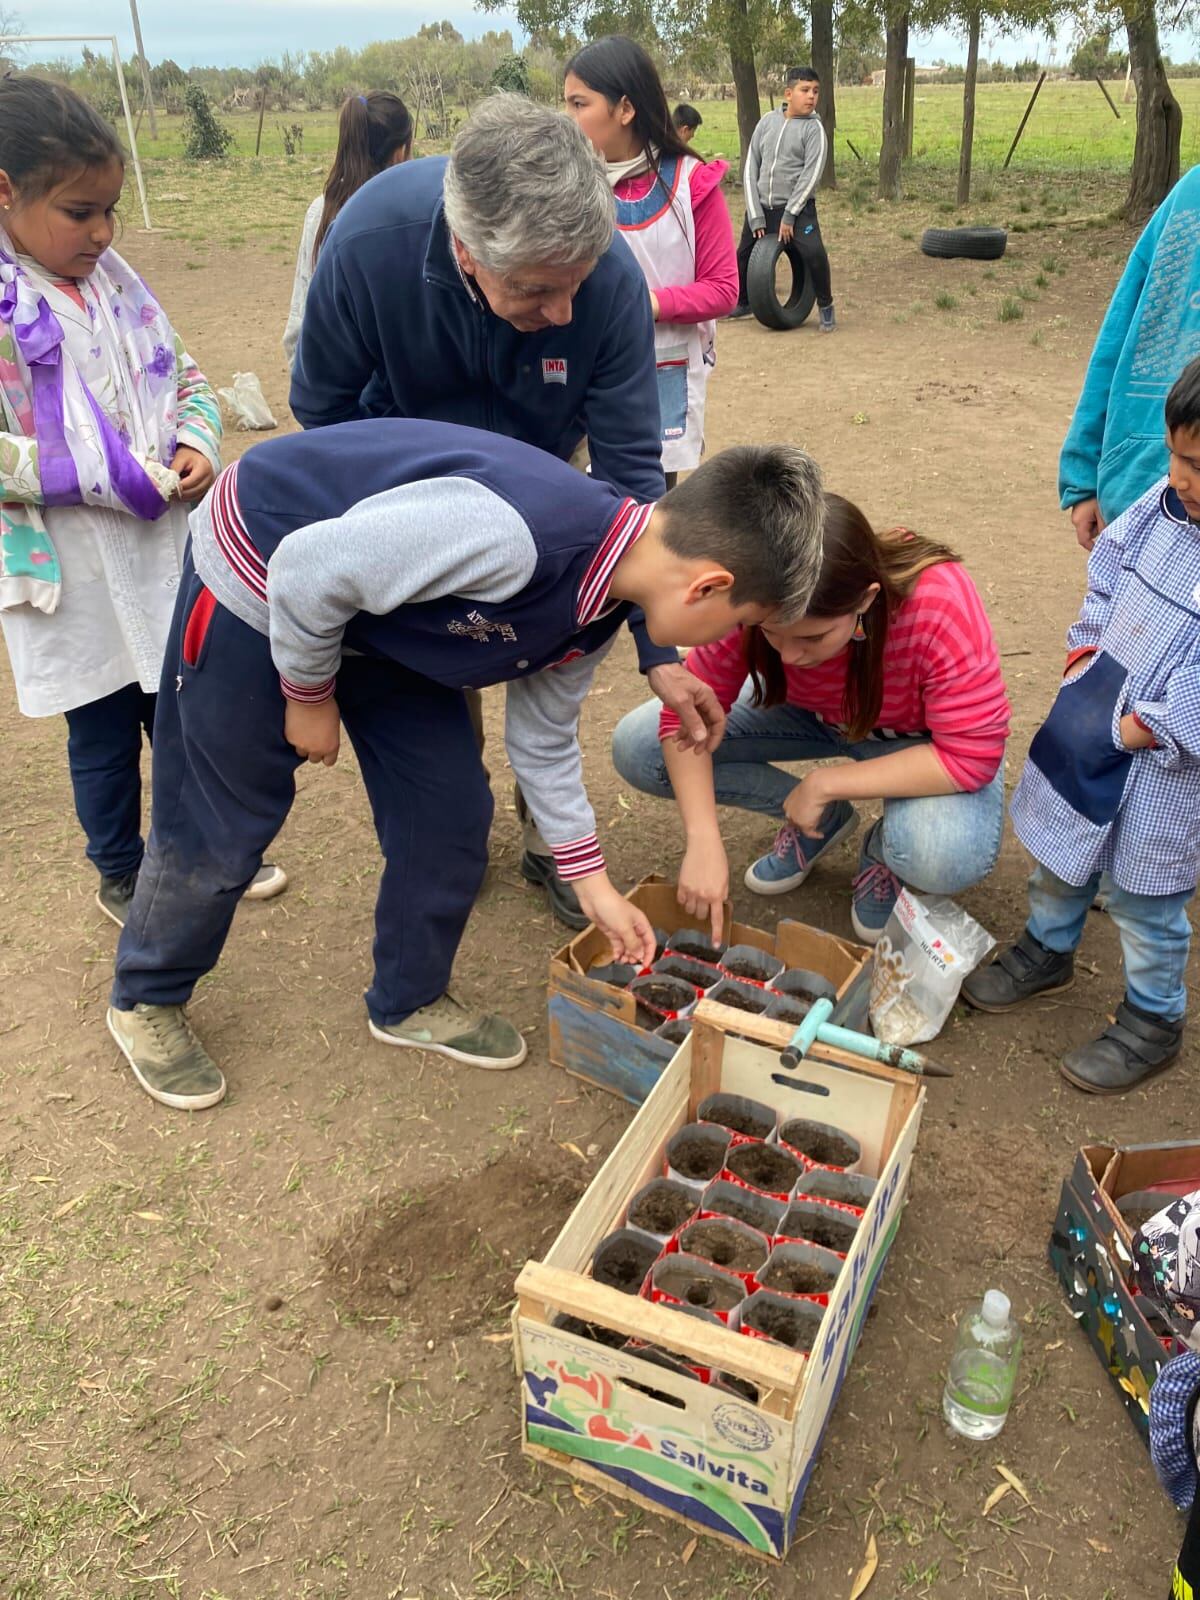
[369,993,527,1070]
[106,1004,227,1110]
[244,863,288,901]
[96,871,138,928]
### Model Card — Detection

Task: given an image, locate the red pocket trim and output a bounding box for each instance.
[183,585,217,668]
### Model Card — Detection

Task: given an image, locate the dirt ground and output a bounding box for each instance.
[1,191,1194,1600]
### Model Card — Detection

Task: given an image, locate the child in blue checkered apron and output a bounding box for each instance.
[964,356,1200,1096]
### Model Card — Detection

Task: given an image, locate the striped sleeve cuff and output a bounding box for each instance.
[551,834,605,881]
[280,674,336,704]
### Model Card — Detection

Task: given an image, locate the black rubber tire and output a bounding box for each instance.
[746,234,817,330]
[919,225,1007,261]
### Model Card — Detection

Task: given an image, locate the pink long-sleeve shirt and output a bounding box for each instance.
[613,159,738,325]
[659,562,1011,792]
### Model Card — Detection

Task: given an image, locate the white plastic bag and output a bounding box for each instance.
[217,372,277,431]
[869,890,995,1046]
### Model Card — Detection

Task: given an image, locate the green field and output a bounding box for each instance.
[123,79,1200,251]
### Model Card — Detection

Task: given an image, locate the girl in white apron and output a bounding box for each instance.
[564,37,738,484]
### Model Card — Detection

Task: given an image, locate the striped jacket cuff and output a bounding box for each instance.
[551,834,605,881]
[280,674,336,704]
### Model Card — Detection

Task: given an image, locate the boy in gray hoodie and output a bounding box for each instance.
[731,67,834,330]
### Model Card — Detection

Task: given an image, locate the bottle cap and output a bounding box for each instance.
[982,1289,1010,1326]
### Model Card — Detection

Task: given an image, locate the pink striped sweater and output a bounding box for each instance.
[659,562,1011,792]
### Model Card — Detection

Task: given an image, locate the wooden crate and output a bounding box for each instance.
[548,875,872,1104]
[515,1000,924,1560]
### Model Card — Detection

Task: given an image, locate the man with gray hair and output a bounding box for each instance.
[292,95,724,926]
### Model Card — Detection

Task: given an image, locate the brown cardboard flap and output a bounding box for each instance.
[1105,1143,1200,1201]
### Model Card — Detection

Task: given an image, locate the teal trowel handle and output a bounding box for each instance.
[780,997,952,1078]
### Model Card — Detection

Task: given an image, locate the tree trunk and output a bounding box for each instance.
[1123,0,1181,221]
[956,7,980,206]
[727,0,762,178]
[811,0,836,189]
[877,10,908,199]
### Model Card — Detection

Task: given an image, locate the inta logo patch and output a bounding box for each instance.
[542,357,568,384]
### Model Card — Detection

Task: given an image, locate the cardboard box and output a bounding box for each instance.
[548,875,873,1105]
[1048,1141,1200,1441]
[515,999,924,1560]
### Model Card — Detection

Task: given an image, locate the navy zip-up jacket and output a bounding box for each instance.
[290,156,665,505]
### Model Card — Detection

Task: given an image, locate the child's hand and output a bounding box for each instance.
[1070,498,1105,552]
[678,835,728,945]
[753,226,766,239]
[1119,713,1156,751]
[784,771,838,838]
[285,697,341,766]
[573,872,656,967]
[779,220,794,244]
[170,446,216,502]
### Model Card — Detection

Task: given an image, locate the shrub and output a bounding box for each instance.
[183,83,233,160]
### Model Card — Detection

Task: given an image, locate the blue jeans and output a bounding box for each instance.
[1026,863,1193,1021]
[611,694,1005,894]
[63,683,157,879]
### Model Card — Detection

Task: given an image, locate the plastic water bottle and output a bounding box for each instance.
[942,1289,1022,1440]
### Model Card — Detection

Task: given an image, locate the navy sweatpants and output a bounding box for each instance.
[64,683,157,879]
[111,557,493,1025]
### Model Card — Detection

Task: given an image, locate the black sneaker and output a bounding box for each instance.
[96,871,138,928]
[520,851,589,930]
[1060,999,1184,1096]
[727,304,754,320]
[961,929,1074,1013]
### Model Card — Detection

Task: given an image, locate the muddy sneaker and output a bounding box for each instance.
[369,993,527,1070]
[961,930,1074,1013]
[106,1004,227,1110]
[96,871,138,928]
[244,862,288,901]
[744,803,858,895]
[850,861,902,945]
[1060,999,1184,1096]
[819,304,837,333]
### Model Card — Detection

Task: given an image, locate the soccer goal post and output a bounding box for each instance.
[0,35,152,229]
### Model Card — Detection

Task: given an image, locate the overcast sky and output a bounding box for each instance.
[13,0,1198,74]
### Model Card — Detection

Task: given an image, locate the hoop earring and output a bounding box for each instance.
[852,614,867,643]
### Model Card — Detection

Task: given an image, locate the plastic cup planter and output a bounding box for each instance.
[778,1116,863,1175]
[666,1122,731,1190]
[654,1017,693,1048]
[740,1289,826,1353]
[771,967,838,1006]
[629,973,700,1031]
[590,1228,659,1295]
[757,1239,843,1304]
[654,952,722,992]
[777,1198,862,1257]
[795,1167,877,1211]
[697,1091,778,1142]
[676,1215,770,1284]
[665,929,726,966]
[648,1252,746,1323]
[700,1179,785,1238]
[724,1139,805,1203]
[718,944,786,987]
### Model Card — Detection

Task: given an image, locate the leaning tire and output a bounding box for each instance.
[746,234,817,330]
[919,225,1007,261]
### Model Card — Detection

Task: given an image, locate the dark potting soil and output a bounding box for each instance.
[707,1188,779,1234]
[721,954,776,982]
[654,1261,744,1313]
[770,997,812,1026]
[797,1169,874,1208]
[655,955,717,990]
[680,1219,766,1274]
[698,1094,775,1140]
[718,1374,760,1403]
[744,1297,822,1351]
[780,1204,860,1254]
[761,1256,837,1297]
[555,1315,628,1350]
[726,1142,802,1195]
[657,1019,692,1046]
[632,978,696,1012]
[668,1128,728,1182]
[668,932,723,963]
[780,1119,860,1169]
[712,986,769,1016]
[628,1181,697,1236]
[593,1233,658,1294]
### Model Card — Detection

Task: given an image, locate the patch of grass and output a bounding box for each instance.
[1041,253,1060,272]
[934,290,958,310]
[1018,284,1040,301]
[1030,329,1045,347]
[899,228,915,240]
[1034,270,1049,287]
[998,297,1025,322]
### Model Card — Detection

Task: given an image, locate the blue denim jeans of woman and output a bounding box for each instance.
[611,692,1006,895]
[1026,862,1193,1021]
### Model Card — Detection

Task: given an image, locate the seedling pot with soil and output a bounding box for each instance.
[706,977,772,1017]
[649,1253,747,1322]
[654,1017,693,1048]
[697,1091,777,1141]
[740,1288,826,1352]
[665,930,726,964]
[666,1122,731,1190]
[591,1228,659,1294]
[701,1179,785,1237]
[771,967,838,1005]
[553,1313,629,1350]
[626,1177,698,1244]
[585,959,637,989]
[719,944,785,986]
[724,1138,804,1201]
[795,1167,876,1210]
[766,994,813,1027]
[677,1215,770,1281]
[654,953,721,990]
[629,973,698,1030]
[777,1198,861,1256]
[758,1239,843,1302]
[779,1116,862,1172]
